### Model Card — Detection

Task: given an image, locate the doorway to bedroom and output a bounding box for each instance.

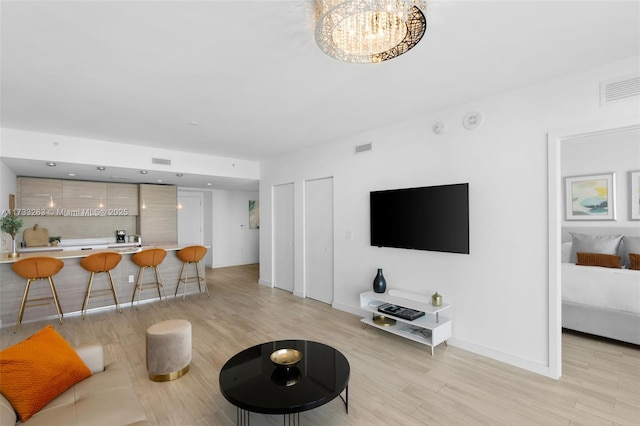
[549,120,640,379]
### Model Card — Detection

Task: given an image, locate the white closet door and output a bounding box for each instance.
[305,177,333,304]
[177,192,203,246]
[274,183,294,293]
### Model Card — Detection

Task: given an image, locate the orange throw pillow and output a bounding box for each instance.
[576,252,621,269]
[629,253,640,270]
[0,325,91,422]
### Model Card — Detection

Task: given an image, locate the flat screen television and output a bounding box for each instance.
[370,183,469,254]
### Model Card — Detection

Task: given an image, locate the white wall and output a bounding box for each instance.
[259,56,640,377]
[176,187,259,268]
[211,189,259,267]
[0,159,18,252]
[562,128,640,228]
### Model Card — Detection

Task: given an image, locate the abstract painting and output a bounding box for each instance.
[565,173,616,220]
[249,200,260,229]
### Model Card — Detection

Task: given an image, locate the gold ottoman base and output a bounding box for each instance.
[149,364,190,382]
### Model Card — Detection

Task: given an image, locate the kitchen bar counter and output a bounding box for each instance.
[0,244,184,264]
[0,244,209,328]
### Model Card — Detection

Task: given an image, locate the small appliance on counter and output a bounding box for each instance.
[116,229,126,243]
[128,234,142,247]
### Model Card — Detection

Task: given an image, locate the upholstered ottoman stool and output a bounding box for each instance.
[146,319,192,382]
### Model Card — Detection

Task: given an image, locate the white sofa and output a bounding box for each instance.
[0,345,148,425]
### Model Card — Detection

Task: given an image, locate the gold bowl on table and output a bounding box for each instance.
[373,314,396,326]
[270,349,303,368]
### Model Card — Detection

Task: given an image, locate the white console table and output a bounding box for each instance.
[360,290,452,356]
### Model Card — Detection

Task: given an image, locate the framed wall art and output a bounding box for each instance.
[565,173,616,220]
[249,200,260,229]
[631,171,640,220]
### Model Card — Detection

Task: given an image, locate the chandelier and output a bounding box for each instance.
[315,0,427,63]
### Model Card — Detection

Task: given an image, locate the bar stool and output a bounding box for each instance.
[80,252,123,318]
[175,245,209,300]
[11,257,64,333]
[131,248,168,307]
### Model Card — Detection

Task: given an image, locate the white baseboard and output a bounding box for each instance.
[330,301,553,379]
[447,337,552,378]
[331,301,364,317]
[258,279,272,287]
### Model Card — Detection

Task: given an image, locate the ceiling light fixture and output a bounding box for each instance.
[46,162,56,167]
[315,0,426,63]
[97,166,106,171]
[140,170,148,175]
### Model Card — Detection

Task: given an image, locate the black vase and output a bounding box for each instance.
[372,268,387,293]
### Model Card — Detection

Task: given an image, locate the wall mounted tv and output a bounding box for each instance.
[370,183,469,254]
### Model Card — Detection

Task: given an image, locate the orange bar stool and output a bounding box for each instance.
[80,252,123,318]
[11,257,65,333]
[131,248,168,307]
[175,245,209,300]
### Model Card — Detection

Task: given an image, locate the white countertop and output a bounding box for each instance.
[18,238,139,253]
[1,244,197,264]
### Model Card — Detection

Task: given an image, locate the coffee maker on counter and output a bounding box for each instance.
[116,229,126,243]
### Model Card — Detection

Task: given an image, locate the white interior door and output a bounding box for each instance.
[274,183,294,292]
[305,177,333,304]
[177,192,203,246]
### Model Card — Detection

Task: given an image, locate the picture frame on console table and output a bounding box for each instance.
[631,171,640,220]
[565,173,616,221]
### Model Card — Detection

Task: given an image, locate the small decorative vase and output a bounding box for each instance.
[372,268,387,293]
[432,291,442,307]
[8,239,19,258]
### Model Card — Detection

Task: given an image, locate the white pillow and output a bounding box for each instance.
[569,232,623,264]
[622,236,640,268]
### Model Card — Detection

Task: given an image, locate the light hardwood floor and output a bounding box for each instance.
[2,264,639,425]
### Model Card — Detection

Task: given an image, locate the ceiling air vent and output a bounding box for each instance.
[152,157,171,165]
[600,74,640,106]
[355,143,372,154]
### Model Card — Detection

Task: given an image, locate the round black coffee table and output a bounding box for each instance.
[219,340,350,425]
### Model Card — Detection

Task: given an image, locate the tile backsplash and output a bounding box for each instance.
[18,216,137,243]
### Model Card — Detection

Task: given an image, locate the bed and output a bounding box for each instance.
[561,227,640,345]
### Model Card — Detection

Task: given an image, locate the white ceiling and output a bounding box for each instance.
[1,0,639,188]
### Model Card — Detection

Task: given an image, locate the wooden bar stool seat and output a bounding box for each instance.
[175,245,209,300]
[80,252,123,318]
[11,257,64,333]
[131,248,167,307]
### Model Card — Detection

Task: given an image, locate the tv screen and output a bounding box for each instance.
[370,183,469,254]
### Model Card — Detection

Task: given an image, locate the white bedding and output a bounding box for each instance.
[562,263,640,314]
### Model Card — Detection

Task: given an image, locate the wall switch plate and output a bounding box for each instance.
[128,275,134,283]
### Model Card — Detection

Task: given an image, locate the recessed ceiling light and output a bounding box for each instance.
[207,183,212,186]
[188,121,199,126]
[140,170,148,174]
[46,162,56,167]
[156,179,163,183]
[176,173,184,177]
[68,173,76,177]
[97,166,106,171]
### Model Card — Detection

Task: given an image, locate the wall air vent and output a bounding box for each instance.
[152,157,172,165]
[600,74,640,106]
[355,143,372,154]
